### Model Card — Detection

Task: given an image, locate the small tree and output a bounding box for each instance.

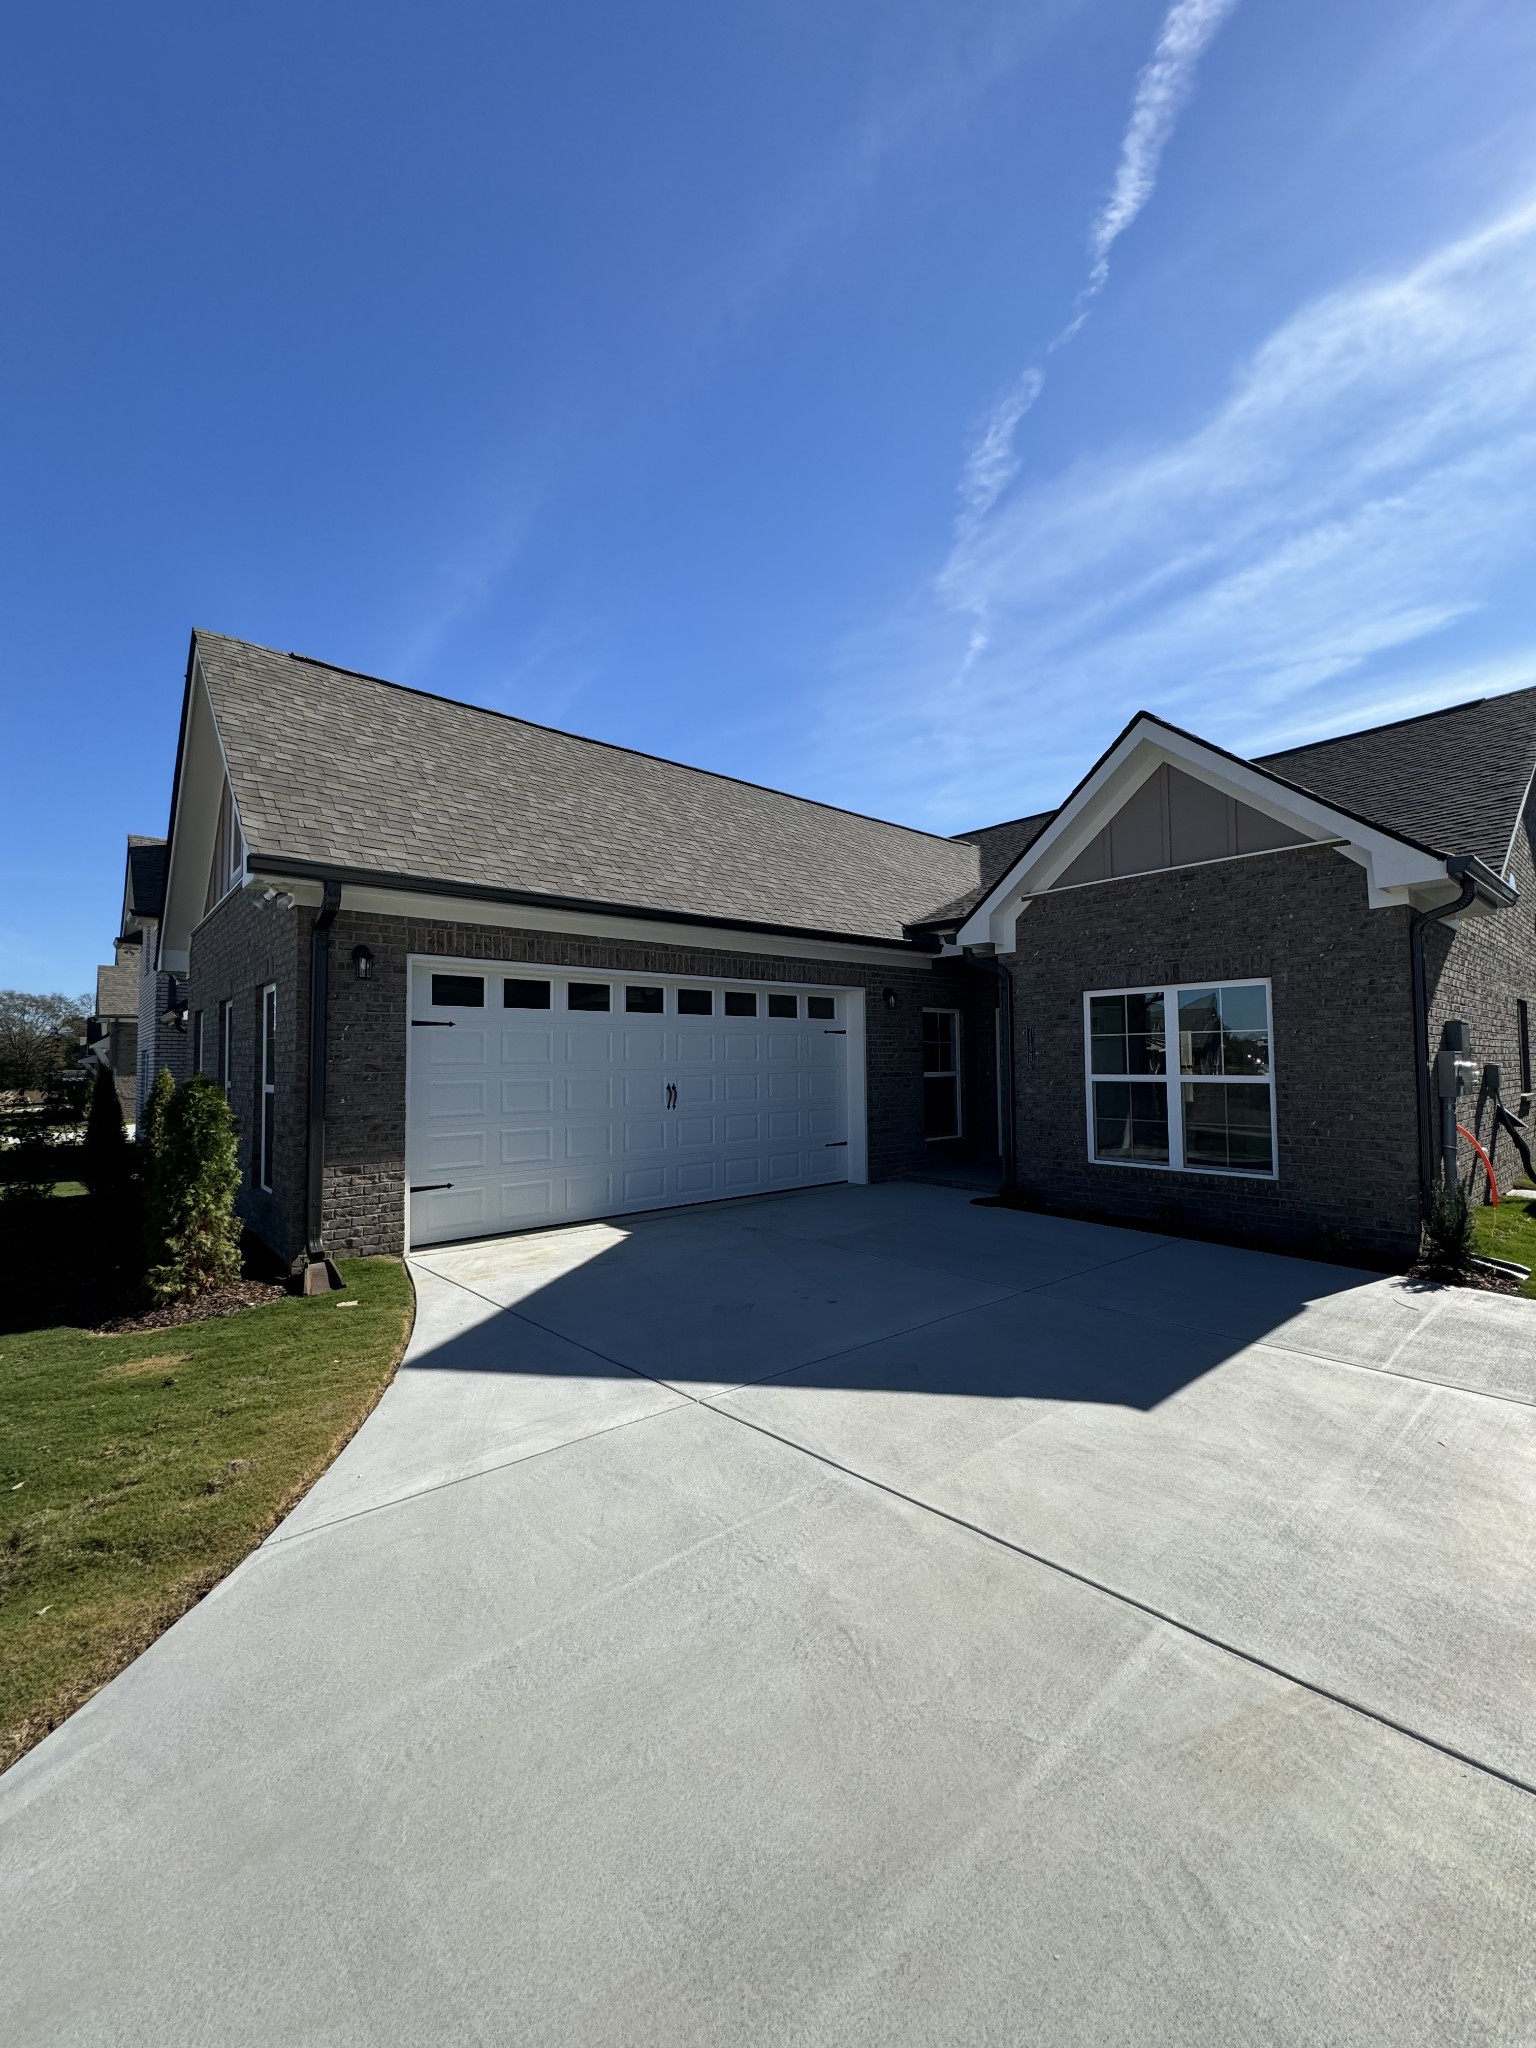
[83,1063,130,1199]
[145,1075,242,1304]
[1421,1184,1473,1279]
[137,1066,175,1164]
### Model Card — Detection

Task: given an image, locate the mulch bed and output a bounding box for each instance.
[1403,1263,1522,1295]
[94,1279,288,1336]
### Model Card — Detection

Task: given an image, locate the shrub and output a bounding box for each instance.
[0,1107,53,1206]
[144,1075,242,1304]
[83,1065,130,1199]
[1421,1184,1473,1279]
[137,1067,175,1163]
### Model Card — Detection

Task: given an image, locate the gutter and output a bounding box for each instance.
[1409,855,1518,1207]
[247,854,944,957]
[301,881,344,1295]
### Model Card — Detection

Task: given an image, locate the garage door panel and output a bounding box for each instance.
[501,1128,554,1165]
[502,1029,555,1063]
[565,1074,614,1112]
[409,965,849,1247]
[428,1080,485,1118]
[501,1077,554,1113]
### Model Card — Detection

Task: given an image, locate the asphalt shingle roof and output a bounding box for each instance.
[94,961,137,1021]
[1258,687,1536,873]
[194,633,981,944]
[124,838,167,923]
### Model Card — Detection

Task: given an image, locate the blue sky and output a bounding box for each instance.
[4,0,1535,996]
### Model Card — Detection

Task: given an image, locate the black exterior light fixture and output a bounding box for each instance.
[352,944,375,982]
[882,987,898,1012]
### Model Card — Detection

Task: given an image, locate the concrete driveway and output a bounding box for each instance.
[3,1183,1535,2046]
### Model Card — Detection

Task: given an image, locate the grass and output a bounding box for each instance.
[0,1253,414,1772]
[1469,1197,1536,1298]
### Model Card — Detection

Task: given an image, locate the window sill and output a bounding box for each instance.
[1089,1155,1278,1183]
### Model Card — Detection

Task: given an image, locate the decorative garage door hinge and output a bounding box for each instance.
[411,1019,455,1027]
[823,1029,846,1035]
[824,1141,848,1147]
[409,1183,454,1194]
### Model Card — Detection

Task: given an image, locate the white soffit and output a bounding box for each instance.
[956,719,1452,950]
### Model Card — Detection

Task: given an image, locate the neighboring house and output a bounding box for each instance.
[109,834,193,1118]
[142,630,1536,1282]
[84,940,140,1123]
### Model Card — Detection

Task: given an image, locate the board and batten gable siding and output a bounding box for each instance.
[186,886,308,1264]
[1425,784,1536,1178]
[1004,840,1422,1261]
[319,910,999,1259]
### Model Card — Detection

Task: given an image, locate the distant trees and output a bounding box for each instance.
[0,989,91,1097]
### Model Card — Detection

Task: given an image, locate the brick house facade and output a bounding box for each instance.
[125,631,1536,1280]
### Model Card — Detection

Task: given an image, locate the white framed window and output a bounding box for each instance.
[217,999,232,1100]
[1083,979,1276,1178]
[192,1010,204,1072]
[259,984,277,1192]
[922,1008,961,1140]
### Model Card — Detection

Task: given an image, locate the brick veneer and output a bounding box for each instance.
[1003,842,1424,1261]
[195,903,999,1263]
[186,888,307,1260]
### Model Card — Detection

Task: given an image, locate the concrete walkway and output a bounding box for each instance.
[3,1183,1535,2045]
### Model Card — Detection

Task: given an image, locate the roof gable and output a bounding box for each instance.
[190,632,979,944]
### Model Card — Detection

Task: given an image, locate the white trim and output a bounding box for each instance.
[403,952,870,1248]
[258,982,277,1192]
[342,882,929,969]
[1081,977,1278,1182]
[957,717,1458,952]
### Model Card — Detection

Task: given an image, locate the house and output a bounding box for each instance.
[84,941,140,1123]
[138,629,1536,1285]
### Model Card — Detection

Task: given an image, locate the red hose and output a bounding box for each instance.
[1458,1123,1499,1205]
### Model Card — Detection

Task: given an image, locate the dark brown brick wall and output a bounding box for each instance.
[1003,843,1423,1261]
[1426,793,1536,1184]
[186,890,307,1263]
[225,907,997,1261]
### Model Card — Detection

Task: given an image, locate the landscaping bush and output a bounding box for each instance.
[144,1075,242,1304]
[82,1065,130,1199]
[137,1066,175,1165]
[1421,1184,1474,1279]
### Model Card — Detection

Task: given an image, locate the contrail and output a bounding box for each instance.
[959,0,1240,525]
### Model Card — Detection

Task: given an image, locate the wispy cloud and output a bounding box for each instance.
[958,0,1239,607]
[1084,0,1240,293]
[826,195,1536,828]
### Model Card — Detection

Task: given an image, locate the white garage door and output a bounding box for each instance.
[406,959,853,1248]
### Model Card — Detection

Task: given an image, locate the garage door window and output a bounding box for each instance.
[678,989,713,1015]
[1086,980,1275,1177]
[504,978,551,1009]
[807,996,836,1020]
[567,983,611,1011]
[725,992,757,1017]
[625,986,664,1013]
[768,993,798,1018]
[432,974,484,1007]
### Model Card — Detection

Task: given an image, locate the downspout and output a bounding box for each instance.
[1408,857,1483,1210]
[302,881,344,1294]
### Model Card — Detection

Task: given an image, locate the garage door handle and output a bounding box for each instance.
[410,1183,454,1193]
[824,1141,847,1148]
[823,1029,846,1035]
[411,1019,455,1028]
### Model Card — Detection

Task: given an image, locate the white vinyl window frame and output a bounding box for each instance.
[921,1007,962,1142]
[258,983,277,1193]
[218,998,233,1101]
[1082,977,1278,1181]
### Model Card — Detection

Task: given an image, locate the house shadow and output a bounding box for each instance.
[394,1187,1410,1414]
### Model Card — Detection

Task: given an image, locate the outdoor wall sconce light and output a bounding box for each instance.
[352,944,374,981]
[882,987,898,1012]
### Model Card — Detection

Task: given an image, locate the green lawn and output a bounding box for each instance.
[1469,1198,1536,1298]
[0,1255,414,1772]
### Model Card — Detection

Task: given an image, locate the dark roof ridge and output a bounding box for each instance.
[194,633,963,851]
[1256,682,1536,760]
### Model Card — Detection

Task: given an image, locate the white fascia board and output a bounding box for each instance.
[956,718,1451,949]
[339,883,933,969]
[160,656,249,968]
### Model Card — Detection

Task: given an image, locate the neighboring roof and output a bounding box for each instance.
[191,633,980,945]
[123,837,167,924]
[94,961,137,1021]
[1258,686,1536,875]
